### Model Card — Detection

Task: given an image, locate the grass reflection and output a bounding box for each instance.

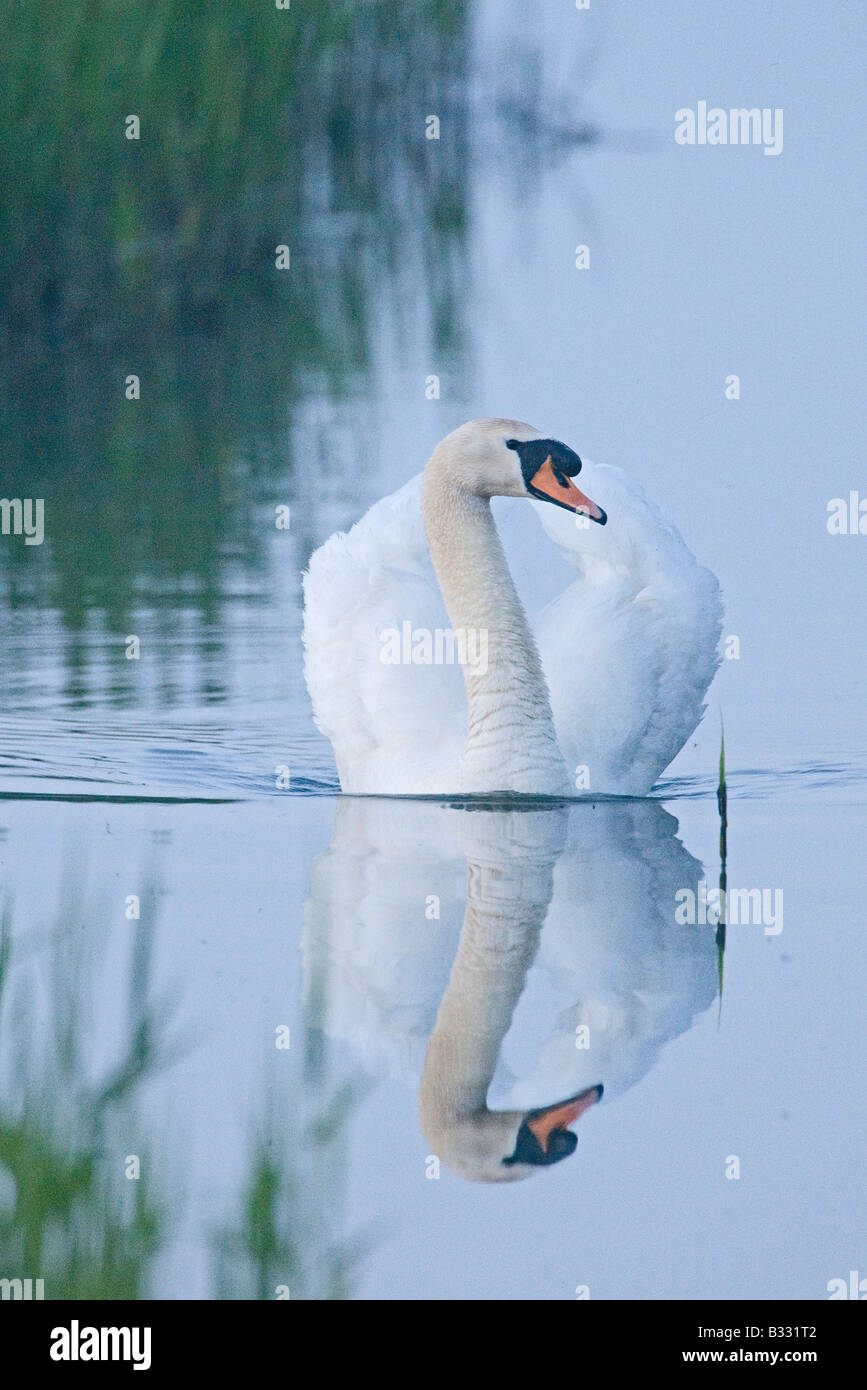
[0,0,469,340]
[0,888,168,1297]
[0,884,364,1299]
[0,0,471,697]
[213,1074,366,1301]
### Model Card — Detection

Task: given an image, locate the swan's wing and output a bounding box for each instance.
[302,475,466,792]
[489,800,718,1109]
[531,462,723,794]
[302,799,466,1082]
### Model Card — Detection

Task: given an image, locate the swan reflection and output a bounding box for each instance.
[304,797,717,1182]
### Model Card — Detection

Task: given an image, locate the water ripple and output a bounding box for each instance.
[0,714,864,804]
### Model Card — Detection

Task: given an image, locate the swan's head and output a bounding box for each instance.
[427,418,606,524]
[425,1084,603,1184]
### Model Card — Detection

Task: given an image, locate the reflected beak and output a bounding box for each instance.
[526,1084,604,1153]
[528,457,606,524]
[503,1083,603,1167]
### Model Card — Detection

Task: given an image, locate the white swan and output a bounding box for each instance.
[303,418,721,795]
[303,797,718,1181]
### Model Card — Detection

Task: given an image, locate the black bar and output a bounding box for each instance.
[1,1299,863,1374]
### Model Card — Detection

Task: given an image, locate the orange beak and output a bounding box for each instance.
[528,457,606,524]
[526,1083,603,1153]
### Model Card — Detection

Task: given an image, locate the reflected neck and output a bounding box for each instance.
[418,815,564,1175]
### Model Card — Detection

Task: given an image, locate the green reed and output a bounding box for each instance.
[0,0,468,339]
[0,881,365,1298]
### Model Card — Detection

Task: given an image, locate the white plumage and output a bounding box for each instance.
[303,420,722,796]
[303,798,718,1179]
[303,475,467,793]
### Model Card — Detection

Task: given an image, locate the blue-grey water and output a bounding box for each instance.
[1,0,864,1299]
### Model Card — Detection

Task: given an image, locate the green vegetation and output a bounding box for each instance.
[0,886,168,1297]
[0,886,364,1298]
[212,1076,367,1301]
[0,1,471,676]
[0,0,469,339]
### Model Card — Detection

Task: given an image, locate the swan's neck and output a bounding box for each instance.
[418,816,563,1175]
[421,468,569,793]
[421,863,547,1121]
